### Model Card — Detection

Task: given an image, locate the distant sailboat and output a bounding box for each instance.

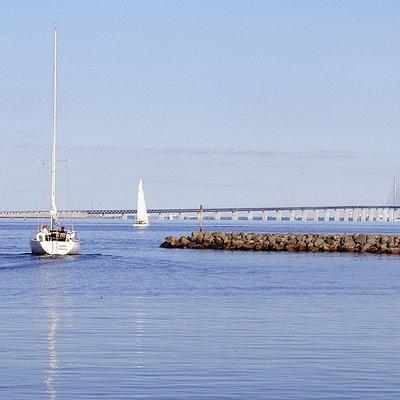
[133,179,150,227]
[30,26,80,255]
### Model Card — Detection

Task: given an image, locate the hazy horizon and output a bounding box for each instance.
[1,1,400,210]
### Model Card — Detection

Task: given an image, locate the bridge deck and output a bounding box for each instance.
[0,205,398,216]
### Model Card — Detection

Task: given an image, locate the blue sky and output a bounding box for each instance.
[1,0,400,210]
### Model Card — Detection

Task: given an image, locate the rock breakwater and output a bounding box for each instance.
[160,232,400,254]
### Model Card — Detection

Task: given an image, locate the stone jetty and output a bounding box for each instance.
[160,232,400,254]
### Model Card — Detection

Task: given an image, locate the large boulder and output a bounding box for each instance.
[354,234,367,245]
[160,236,178,248]
[344,235,355,246]
[191,232,204,244]
[242,241,255,250]
[325,237,335,245]
[231,240,245,249]
[214,236,225,247]
[275,244,286,251]
[179,236,191,246]
[322,244,332,252]
[380,244,388,253]
[286,244,296,251]
[360,243,371,253]
[380,235,389,244]
[267,235,276,246]
[296,241,307,251]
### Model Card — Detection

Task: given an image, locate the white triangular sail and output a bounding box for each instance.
[136,179,149,225]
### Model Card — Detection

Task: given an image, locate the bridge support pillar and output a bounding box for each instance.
[389,208,395,222]
[334,209,339,222]
[122,214,128,220]
[158,212,164,221]
[382,208,388,221]
[289,210,295,221]
[178,212,185,220]
[301,209,307,222]
[213,212,221,220]
[276,210,282,221]
[261,211,268,221]
[313,210,318,222]
[247,211,253,220]
[324,209,329,222]
[344,209,349,222]
[361,209,366,222]
[232,210,238,220]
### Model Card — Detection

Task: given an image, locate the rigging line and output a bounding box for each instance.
[40,146,49,227]
[66,161,71,226]
[43,90,53,220]
[385,178,399,207]
[35,161,41,229]
[58,112,73,228]
[61,144,72,224]
[45,129,51,216]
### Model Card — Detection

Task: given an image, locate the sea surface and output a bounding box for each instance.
[0,219,399,399]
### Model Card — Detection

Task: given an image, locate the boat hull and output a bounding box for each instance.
[132,223,150,228]
[30,239,80,256]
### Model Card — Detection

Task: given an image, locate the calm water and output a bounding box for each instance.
[0,219,399,399]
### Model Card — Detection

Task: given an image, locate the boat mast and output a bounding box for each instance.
[394,177,397,206]
[50,25,58,229]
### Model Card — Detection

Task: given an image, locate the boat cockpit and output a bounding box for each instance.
[35,226,76,242]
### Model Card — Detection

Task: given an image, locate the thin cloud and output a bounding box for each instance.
[0,129,47,150]
[147,178,262,188]
[69,144,358,160]
[1,128,44,139]
[0,188,46,193]
[70,144,285,155]
[151,146,289,157]
[298,150,358,160]
[70,144,119,152]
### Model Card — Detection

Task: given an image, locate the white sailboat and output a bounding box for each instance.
[30,26,80,256]
[133,179,150,227]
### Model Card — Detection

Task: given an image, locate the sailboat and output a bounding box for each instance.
[133,179,150,227]
[30,26,80,256]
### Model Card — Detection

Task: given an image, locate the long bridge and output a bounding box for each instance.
[1,205,399,222]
